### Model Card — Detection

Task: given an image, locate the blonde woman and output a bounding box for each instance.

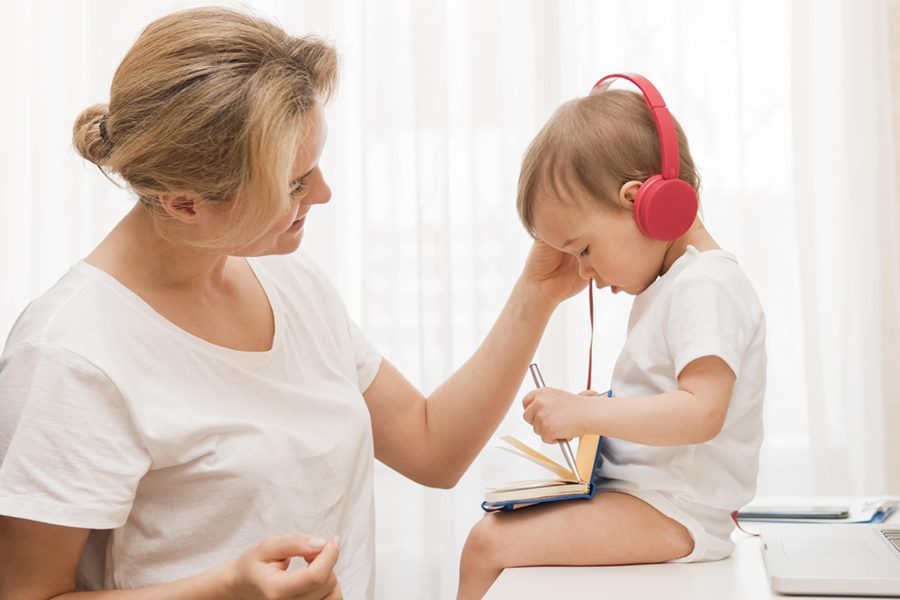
[0,7,585,600]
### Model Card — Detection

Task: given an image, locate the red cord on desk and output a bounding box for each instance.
[732,511,760,537]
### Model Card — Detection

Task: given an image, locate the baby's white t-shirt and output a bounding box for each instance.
[0,250,382,597]
[596,245,766,561]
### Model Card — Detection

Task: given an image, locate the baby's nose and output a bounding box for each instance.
[577,261,595,281]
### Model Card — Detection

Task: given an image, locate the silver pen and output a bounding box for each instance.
[528,363,582,484]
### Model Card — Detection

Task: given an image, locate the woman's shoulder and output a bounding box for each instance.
[3,262,147,362]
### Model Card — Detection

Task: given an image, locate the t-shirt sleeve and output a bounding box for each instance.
[346,317,383,393]
[293,251,383,393]
[0,343,151,529]
[664,272,758,379]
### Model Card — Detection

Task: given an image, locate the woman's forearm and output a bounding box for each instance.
[52,560,234,600]
[423,277,555,483]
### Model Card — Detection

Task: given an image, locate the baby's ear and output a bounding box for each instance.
[617,180,643,208]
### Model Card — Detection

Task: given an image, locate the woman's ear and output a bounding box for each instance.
[157,193,205,223]
[617,180,643,209]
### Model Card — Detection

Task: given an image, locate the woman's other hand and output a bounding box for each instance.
[229,533,343,599]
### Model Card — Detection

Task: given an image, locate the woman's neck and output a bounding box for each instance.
[86,204,232,292]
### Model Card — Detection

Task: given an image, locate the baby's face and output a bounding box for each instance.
[531,196,668,296]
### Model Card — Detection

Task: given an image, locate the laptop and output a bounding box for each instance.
[761,524,900,596]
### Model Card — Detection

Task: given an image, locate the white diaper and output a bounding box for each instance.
[597,486,735,562]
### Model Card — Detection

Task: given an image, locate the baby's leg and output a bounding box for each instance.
[457,491,694,600]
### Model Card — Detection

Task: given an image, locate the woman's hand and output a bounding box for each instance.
[522,388,596,443]
[228,533,343,599]
[518,239,588,312]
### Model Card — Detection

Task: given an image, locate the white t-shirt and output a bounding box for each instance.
[596,245,766,561]
[0,250,383,598]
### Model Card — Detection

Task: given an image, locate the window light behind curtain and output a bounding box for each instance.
[0,1,896,598]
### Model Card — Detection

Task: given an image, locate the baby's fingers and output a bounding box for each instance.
[522,390,537,410]
[523,402,535,425]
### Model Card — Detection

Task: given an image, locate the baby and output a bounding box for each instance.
[457,74,766,598]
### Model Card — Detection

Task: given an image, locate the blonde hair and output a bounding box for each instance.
[516,89,700,237]
[72,7,338,250]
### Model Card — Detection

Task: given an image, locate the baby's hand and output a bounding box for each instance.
[522,387,589,443]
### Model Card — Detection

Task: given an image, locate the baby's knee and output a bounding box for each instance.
[460,514,504,571]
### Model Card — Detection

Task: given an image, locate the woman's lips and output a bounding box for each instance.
[287,211,308,232]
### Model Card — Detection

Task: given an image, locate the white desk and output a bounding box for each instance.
[485,508,899,599]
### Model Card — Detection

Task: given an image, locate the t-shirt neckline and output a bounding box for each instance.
[668,244,734,274]
[72,258,281,367]
[640,244,735,299]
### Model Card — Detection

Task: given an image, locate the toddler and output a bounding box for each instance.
[457,74,766,598]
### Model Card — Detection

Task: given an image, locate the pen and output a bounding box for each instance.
[528,363,582,484]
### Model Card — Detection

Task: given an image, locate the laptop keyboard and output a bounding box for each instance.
[882,529,900,555]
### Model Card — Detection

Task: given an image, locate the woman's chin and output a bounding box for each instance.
[241,229,304,257]
[274,229,304,254]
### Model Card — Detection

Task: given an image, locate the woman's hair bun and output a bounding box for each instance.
[72,103,113,166]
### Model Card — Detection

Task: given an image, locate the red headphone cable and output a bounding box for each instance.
[587,281,594,391]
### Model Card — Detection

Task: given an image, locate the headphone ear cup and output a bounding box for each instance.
[633,176,698,241]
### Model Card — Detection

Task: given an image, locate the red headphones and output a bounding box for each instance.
[591,73,698,241]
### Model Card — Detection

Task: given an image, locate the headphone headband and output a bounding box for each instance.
[590,73,698,241]
[592,73,680,181]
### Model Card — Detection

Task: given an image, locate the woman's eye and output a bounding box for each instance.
[290,181,307,196]
[580,246,590,257]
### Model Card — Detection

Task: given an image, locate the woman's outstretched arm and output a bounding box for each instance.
[363,240,586,488]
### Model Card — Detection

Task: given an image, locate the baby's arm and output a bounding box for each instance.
[523,355,735,445]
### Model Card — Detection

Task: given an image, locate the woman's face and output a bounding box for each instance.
[235,102,331,257]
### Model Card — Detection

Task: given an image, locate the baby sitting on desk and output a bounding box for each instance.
[456,74,766,599]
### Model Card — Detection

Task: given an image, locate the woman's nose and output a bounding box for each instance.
[310,169,331,205]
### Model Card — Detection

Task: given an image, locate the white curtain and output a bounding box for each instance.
[0,1,896,598]
[788,0,898,495]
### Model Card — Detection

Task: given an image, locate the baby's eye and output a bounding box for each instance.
[580,246,591,257]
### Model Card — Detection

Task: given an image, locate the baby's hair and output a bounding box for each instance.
[72,7,338,250]
[516,89,700,238]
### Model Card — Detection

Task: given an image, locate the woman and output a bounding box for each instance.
[0,7,584,599]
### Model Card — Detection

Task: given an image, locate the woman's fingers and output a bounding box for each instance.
[305,537,340,577]
[233,533,341,600]
[281,537,341,597]
[257,533,325,565]
[320,584,344,600]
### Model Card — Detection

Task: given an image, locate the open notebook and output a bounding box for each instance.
[482,390,611,512]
